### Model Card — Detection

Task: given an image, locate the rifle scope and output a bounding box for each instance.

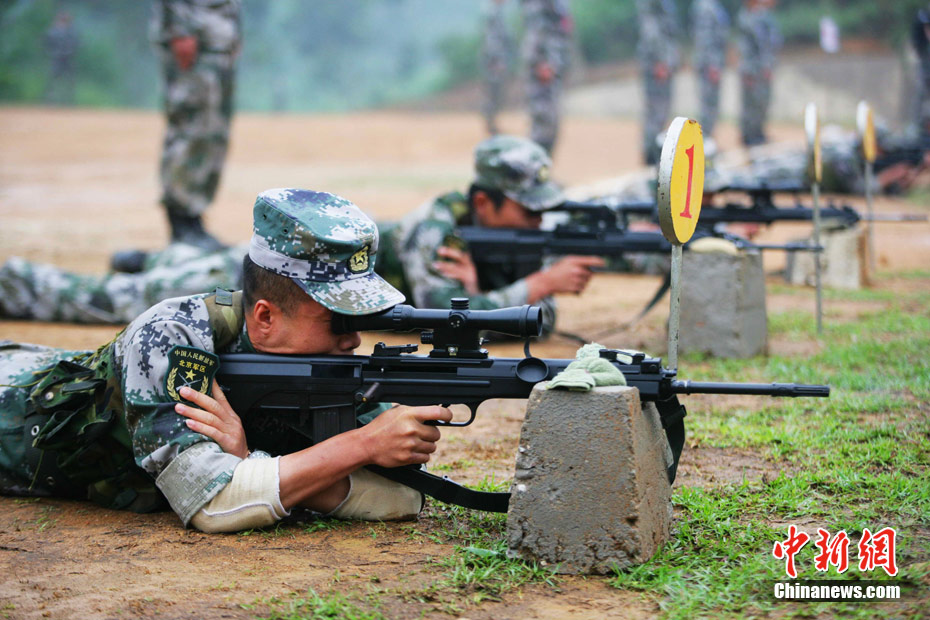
[332,301,542,339]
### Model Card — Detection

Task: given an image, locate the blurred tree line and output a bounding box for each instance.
[1,0,927,111]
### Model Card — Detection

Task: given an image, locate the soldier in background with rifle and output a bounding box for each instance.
[375,135,604,335]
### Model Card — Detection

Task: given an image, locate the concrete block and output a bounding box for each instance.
[679,250,767,358]
[506,384,672,575]
[785,225,867,290]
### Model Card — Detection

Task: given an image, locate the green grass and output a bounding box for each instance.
[607,280,930,618]
[239,279,930,618]
[251,588,387,620]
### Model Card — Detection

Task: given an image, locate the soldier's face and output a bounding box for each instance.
[480,197,543,229]
[254,296,361,355]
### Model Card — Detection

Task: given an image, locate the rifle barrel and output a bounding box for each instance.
[672,380,830,397]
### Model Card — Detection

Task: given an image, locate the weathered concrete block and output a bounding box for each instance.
[679,250,767,358]
[506,384,671,575]
[785,225,867,290]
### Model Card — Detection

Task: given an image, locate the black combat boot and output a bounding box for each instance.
[167,211,226,251]
[109,249,150,274]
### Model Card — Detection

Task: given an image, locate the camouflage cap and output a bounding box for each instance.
[249,189,405,315]
[472,135,565,211]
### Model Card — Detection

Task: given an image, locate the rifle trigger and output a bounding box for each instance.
[359,382,382,404]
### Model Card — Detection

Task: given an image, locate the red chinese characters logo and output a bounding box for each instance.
[773,526,898,577]
[813,528,850,573]
[858,527,898,577]
[773,525,810,578]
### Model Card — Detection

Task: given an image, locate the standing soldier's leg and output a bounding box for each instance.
[484,74,505,135]
[528,76,560,154]
[699,70,720,137]
[643,76,670,165]
[159,54,232,249]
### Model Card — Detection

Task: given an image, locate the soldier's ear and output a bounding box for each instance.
[249,299,280,339]
[471,191,495,225]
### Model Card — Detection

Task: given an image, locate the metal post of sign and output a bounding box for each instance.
[667,244,683,370]
[811,181,824,335]
[865,159,876,275]
[656,116,704,372]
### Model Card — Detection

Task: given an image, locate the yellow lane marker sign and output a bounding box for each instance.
[657,116,705,245]
[857,100,877,163]
[805,102,822,184]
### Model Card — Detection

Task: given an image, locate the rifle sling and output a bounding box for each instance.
[365,464,510,513]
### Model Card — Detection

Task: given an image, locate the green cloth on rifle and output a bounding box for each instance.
[547,343,627,392]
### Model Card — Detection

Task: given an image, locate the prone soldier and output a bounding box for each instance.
[375,135,604,335]
[0,190,452,531]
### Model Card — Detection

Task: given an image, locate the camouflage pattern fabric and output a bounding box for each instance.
[249,189,404,315]
[473,135,564,210]
[375,191,557,330]
[482,0,514,135]
[521,0,573,154]
[637,0,680,165]
[911,9,930,136]
[0,292,253,521]
[707,125,865,194]
[737,3,781,146]
[0,188,406,525]
[691,0,729,137]
[44,13,79,105]
[0,243,246,324]
[152,0,241,218]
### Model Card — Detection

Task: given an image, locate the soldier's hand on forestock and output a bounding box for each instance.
[175,379,249,459]
[360,405,453,468]
[528,255,605,300]
[170,36,198,70]
[434,246,480,295]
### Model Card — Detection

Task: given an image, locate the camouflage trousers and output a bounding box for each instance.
[483,72,508,135]
[160,51,237,218]
[0,342,87,497]
[642,75,672,165]
[698,68,721,137]
[527,74,562,153]
[740,76,771,147]
[0,243,246,325]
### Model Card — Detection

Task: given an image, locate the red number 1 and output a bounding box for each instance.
[680,144,695,219]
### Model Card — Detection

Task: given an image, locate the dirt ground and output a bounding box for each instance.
[0,107,928,619]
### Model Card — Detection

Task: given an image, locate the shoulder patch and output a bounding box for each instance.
[164,345,220,403]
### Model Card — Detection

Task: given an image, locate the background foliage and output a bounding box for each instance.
[1,0,927,111]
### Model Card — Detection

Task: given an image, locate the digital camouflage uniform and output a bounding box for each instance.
[911,8,930,136]
[706,125,865,194]
[0,243,246,325]
[691,0,729,137]
[44,12,79,105]
[152,0,241,219]
[375,136,562,331]
[482,0,514,135]
[521,0,573,154]
[0,190,402,526]
[737,2,781,147]
[637,0,680,165]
